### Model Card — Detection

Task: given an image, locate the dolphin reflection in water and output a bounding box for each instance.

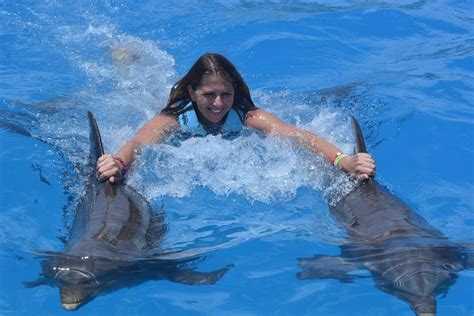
[297,118,473,316]
[26,112,231,310]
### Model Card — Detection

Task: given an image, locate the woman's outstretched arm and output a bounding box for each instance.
[97,114,179,183]
[245,109,375,179]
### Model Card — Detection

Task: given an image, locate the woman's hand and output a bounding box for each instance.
[96,154,124,183]
[338,153,376,180]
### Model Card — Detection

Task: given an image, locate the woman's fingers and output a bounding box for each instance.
[356,173,370,180]
[97,154,113,169]
[96,154,122,182]
[352,153,376,178]
[98,167,122,182]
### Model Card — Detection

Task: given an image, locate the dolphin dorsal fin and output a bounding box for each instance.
[87,111,105,161]
[351,116,367,154]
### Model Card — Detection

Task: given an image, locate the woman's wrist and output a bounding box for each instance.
[113,156,129,176]
[331,152,349,169]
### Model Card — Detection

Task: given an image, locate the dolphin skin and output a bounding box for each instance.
[26,112,231,310]
[297,118,473,316]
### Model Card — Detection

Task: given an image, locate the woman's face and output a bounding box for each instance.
[187,74,235,124]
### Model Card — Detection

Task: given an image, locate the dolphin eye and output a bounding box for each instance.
[442,263,455,270]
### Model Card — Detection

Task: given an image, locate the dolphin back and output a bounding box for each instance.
[87,111,105,161]
[25,111,232,311]
[65,111,154,254]
[334,117,445,240]
[351,116,367,154]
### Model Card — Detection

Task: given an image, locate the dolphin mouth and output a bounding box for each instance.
[54,267,98,285]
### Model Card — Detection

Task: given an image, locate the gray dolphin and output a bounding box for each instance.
[26,112,231,310]
[297,117,473,316]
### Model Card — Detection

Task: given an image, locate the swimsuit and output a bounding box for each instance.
[176,100,245,137]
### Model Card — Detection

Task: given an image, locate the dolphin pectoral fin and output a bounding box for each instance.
[23,277,49,288]
[297,255,364,283]
[167,264,233,285]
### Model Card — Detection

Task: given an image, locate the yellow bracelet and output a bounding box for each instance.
[334,153,348,167]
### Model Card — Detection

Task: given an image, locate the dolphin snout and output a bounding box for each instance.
[56,269,99,310]
[59,280,98,311]
[413,297,436,316]
[60,285,90,311]
[62,301,81,311]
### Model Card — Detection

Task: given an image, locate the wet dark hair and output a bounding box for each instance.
[161,53,257,116]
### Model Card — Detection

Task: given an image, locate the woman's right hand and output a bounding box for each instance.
[97,154,124,183]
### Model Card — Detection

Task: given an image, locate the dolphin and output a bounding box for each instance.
[297,117,473,316]
[26,111,231,310]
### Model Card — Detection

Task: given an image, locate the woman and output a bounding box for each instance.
[97,53,375,183]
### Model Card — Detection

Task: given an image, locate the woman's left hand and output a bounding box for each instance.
[338,153,376,180]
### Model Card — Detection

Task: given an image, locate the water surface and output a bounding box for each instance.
[1,1,473,315]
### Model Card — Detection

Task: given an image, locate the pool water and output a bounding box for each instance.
[1,1,473,315]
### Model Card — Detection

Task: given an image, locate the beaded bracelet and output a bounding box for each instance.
[113,156,129,176]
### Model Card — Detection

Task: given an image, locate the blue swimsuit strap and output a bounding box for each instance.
[177,101,244,136]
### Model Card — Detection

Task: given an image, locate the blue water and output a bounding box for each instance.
[1,1,473,315]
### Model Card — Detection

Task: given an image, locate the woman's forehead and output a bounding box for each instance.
[198,74,234,90]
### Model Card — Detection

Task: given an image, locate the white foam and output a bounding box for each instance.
[124,101,357,205]
[17,24,360,242]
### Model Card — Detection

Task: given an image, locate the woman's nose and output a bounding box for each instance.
[213,95,224,107]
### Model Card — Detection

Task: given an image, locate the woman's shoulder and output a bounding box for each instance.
[151,112,180,129]
[245,108,277,122]
[244,108,287,133]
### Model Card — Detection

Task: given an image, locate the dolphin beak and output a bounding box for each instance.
[410,295,436,316]
[58,273,98,310]
[55,268,99,310]
[59,284,97,311]
[60,286,87,311]
[61,302,81,311]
